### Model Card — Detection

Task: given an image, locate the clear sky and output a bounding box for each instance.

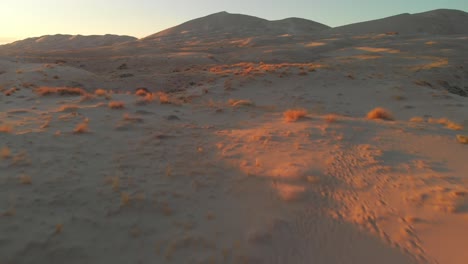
[0,0,467,43]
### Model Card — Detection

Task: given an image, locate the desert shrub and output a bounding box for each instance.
[135,88,150,96]
[108,101,125,109]
[284,109,308,122]
[136,93,155,105]
[135,89,147,96]
[1,146,11,159]
[366,107,394,121]
[324,114,339,123]
[157,92,171,104]
[73,122,89,134]
[428,118,463,130]
[409,116,425,123]
[94,89,107,96]
[19,175,32,184]
[456,135,468,144]
[0,125,13,133]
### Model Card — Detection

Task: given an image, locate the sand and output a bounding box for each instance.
[1,10,468,264]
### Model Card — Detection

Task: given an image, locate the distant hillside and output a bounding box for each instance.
[0,34,137,52]
[330,9,468,35]
[143,11,330,41]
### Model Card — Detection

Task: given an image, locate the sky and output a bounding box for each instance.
[0,0,467,44]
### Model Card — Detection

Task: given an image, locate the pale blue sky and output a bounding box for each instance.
[0,0,467,43]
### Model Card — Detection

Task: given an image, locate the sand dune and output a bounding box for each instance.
[143,11,330,42]
[331,9,468,35]
[1,9,468,264]
[0,34,136,52]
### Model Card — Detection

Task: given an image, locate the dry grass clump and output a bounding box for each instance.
[409,116,425,123]
[0,124,13,133]
[366,107,394,121]
[156,92,172,104]
[108,101,125,109]
[445,122,463,131]
[135,88,149,96]
[456,135,468,144]
[428,118,463,131]
[121,192,131,206]
[136,93,155,105]
[104,176,121,191]
[19,175,32,185]
[74,121,89,134]
[111,177,120,191]
[228,99,254,107]
[324,114,339,123]
[1,146,11,159]
[35,87,86,96]
[284,109,308,122]
[94,89,108,96]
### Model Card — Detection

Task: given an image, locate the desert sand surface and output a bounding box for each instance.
[1,9,468,264]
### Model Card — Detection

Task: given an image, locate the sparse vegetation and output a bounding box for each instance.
[108,101,125,109]
[284,109,308,122]
[428,118,463,131]
[95,89,108,96]
[456,135,468,144]
[112,177,120,191]
[135,88,148,96]
[410,116,425,123]
[74,121,89,134]
[19,175,32,185]
[366,107,394,121]
[324,114,339,123]
[0,124,13,133]
[121,192,131,206]
[136,93,155,105]
[1,146,11,159]
[157,92,171,104]
[35,86,86,96]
